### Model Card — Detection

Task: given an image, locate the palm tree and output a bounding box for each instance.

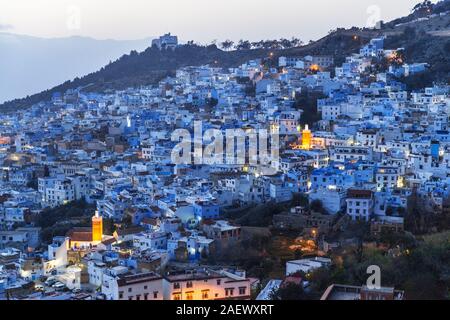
[279,38,292,49]
[251,40,265,49]
[412,0,433,16]
[236,39,251,50]
[262,40,280,50]
[290,37,303,47]
[220,40,234,51]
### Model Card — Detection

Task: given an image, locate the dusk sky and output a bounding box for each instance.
[0,0,437,42]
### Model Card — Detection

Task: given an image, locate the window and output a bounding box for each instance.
[144,285,148,290]
[128,288,132,292]
[153,291,158,299]
[202,290,209,300]
[185,292,194,300]
[173,293,181,300]
[119,292,123,299]
[239,287,247,295]
[225,288,234,296]
[186,281,193,288]
[217,279,221,286]
[173,282,180,289]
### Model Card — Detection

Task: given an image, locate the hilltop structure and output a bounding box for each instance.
[152,33,178,50]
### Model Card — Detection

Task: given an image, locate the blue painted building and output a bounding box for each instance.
[193,201,220,221]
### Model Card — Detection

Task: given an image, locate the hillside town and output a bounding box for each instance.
[0,31,449,301]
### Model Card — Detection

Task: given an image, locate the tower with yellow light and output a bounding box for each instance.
[302,124,312,150]
[92,210,103,243]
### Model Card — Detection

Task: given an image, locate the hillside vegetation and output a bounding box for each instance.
[1,0,449,112]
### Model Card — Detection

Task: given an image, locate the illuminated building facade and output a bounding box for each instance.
[102,271,164,300]
[92,211,103,243]
[163,269,251,300]
[302,125,312,150]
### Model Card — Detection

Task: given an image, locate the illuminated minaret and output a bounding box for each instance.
[302,124,312,150]
[92,210,103,242]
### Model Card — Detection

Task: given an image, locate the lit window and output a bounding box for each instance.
[173,293,181,300]
[186,292,194,300]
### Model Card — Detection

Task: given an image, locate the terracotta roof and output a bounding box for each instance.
[347,189,373,199]
[282,276,303,287]
[201,219,216,226]
[141,217,159,225]
[163,270,223,282]
[117,272,162,286]
[116,226,144,236]
[67,227,92,242]
[101,237,116,245]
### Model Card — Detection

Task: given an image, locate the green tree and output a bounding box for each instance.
[293,89,326,126]
[310,200,325,213]
[220,40,234,51]
[236,40,252,50]
[270,282,311,300]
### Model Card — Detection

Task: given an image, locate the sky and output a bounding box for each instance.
[0,0,437,43]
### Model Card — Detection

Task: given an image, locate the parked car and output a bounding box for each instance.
[52,282,66,290]
[44,277,57,286]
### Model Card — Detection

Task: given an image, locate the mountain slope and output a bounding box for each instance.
[1,1,449,112]
[0,32,373,112]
